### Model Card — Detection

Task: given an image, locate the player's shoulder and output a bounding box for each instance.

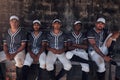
[20,27,26,32]
[87,28,97,35]
[103,28,109,33]
[19,27,27,34]
[66,32,72,36]
[88,28,95,33]
[81,31,87,37]
[87,28,96,38]
[61,31,68,37]
[46,31,52,37]
[40,31,47,38]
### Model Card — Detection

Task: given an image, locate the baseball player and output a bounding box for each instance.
[0,34,6,80]
[105,26,120,80]
[0,34,6,62]
[65,21,89,80]
[22,20,46,80]
[46,19,72,80]
[87,17,111,80]
[3,15,27,80]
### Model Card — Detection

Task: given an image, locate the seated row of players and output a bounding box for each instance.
[2,15,120,80]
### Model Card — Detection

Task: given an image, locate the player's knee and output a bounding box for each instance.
[64,63,72,71]
[15,59,24,68]
[81,65,90,72]
[66,51,73,59]
[40,65,46,69]
[15,62,24,68]
[23,61,31,67]
[97,63,106,72]
[40,62,46,69]
[46,64,54,71]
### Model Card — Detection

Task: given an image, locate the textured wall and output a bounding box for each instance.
[0,0,120,32]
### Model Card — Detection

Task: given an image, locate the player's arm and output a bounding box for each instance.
[46,40,56,52]
[3,35,11,59]
[72,40,88,50]
[46,33,57,54]
[57,41,68,54]
[3,43,12,60]
[37,41,46,56]
[3,43,9,55]
[46,41,57,54]
[67,41,77,50]
[3,35,9,55]
[105,37,113,48]
[47,46,57,54]
[13,31,27,56]
[14,42,26,55]
[88,38,111,61]
[106,32,120,48]
[27,43,36,59]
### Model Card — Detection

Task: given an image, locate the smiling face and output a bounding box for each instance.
[52,22,61,30]
[33,23,40,31]
[95,22,105,31]
[10,19,19,29]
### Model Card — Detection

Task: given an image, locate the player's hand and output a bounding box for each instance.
[111,32,120,39]
[33,55,39,63]
[56,50,63,54]
[6,53,15,60]
[55,50,61,54]
[42,41,48,47]
[36,55,39,61]
[103,56,111,62]
[30,52,36,59]
[10,53,16,60]
[68,46,76,50]
[67,42,72,46]
[51,48,57,54]
[72,44,78,47]
[6,54,12,60]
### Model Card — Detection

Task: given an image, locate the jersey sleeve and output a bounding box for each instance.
[87,29,95,39]
[63,33,68,43]
[3,33,7,45]
[67,33,73,44]
[42,32,47,42]
[46,32,50,45]
[21,29,27,43]
[82,32,87,40]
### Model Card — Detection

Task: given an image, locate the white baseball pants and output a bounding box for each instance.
[46,51,72,71]
[14,50,25,68]
[23,52,46,69]
[66,49,89,72]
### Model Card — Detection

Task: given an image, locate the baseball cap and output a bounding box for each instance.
[97,17,106,24]
[33,20,41,25]
[52,19,61,23]
[74,21,82,25]
[10,15,19,21]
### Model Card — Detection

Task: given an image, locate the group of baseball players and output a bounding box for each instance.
[0,15,120,80]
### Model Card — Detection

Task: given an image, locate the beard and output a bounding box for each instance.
[97,28,103,31]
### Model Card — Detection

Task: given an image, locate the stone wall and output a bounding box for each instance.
[0,0,120,32]
[0,0,23,37]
